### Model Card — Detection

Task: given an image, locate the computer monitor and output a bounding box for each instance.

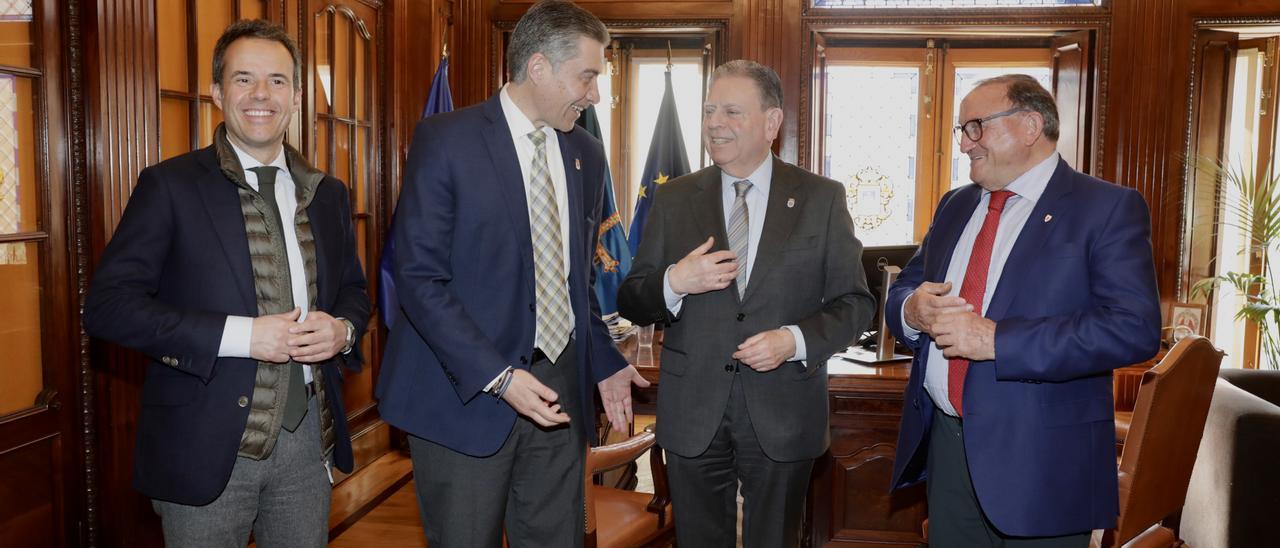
[861,244,920,332]
[846,244,919,363]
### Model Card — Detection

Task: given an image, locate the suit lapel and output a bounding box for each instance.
[481,96,535,278]
[557,131,585,290]
[691,167,730,255]
[985,159,1075,320]
[925,185,982,282]
[742,158,802,303]
[193,147,256,314]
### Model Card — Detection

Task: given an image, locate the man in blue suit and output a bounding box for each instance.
[375,2,646,546]
[887,74,1161,547]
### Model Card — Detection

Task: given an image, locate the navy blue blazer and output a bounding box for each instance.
[376,94,627,456]
[886,159,1161,536]
[84,144,370,506]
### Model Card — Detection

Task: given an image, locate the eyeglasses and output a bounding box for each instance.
[953,107,1031,144]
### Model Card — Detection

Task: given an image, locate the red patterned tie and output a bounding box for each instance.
[948,190,1014,416]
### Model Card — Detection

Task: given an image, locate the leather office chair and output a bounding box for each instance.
[584,425,675,548]
[1093,335,1223,548]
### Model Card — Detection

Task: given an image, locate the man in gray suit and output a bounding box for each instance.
[618,60,875,548]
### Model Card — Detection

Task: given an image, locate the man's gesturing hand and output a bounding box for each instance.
[501,369,570,427]
[903,281,973,336]
[668,237,738,295]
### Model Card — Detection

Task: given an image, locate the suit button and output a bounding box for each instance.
[238,396,249,408]
[529,303,535,312]
[724,363,734,372]
[162,356,176,366]
[736,313,745,322]
[520,356,529,365]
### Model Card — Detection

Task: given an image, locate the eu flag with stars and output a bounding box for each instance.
[628,71,690,257]
[575,105,631,316]
[379,56,453,328]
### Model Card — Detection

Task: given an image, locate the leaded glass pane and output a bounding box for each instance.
[814,0,1100,8]
[950,68,1052,189]
[824,65,920,247]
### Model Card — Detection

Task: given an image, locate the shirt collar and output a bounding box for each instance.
[999,151,1058,203]
[500,85,553,144]
[227,139,288,173]
[720,155,774,196]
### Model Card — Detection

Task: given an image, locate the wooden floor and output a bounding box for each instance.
[328,415,673,547]
[329,480,427,548]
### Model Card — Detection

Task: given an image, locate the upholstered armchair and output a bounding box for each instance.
[1179,368,1280,547]
[584,425,675,548]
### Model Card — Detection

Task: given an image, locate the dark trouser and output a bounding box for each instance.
[152,396,331,548]
[409,342,585,548]
[927,408,1090,548]
[666,375,815,548]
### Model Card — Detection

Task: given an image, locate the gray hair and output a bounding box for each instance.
[975,74,1060,141]
[506,0,609,83]
[212,19,301,90]
[710,59,783,110]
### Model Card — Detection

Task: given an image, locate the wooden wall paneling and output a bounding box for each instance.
[1106,0,1185,308]
[454,0,492,106]
[84,0,165,545]
[733,0,803,162]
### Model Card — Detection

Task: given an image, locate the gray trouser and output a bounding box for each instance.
[927,408,1089,548]
[152,397,331,548]
[409,343,585,548]
[666,375,815,548]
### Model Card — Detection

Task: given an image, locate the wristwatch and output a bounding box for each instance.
[337,317,356,354]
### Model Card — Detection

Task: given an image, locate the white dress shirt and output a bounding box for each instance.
[662,156,808,362]
[217,141,313,383]
[485,87,578,392]
[901,152,1059,416]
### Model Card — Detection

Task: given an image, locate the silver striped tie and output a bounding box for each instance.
[527,130,572,363]
[727,180,752,298]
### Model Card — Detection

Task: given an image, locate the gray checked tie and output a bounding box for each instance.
[727,180,752,298]
[526,130,573,363]
[249,166,307,432]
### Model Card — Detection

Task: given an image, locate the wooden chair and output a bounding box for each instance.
[1093,335,1224,548]
[584,424,675,548]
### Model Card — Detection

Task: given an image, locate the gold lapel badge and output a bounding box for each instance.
[787,198,796,208]
[1044,214,1053,223]
[575,158,582,170]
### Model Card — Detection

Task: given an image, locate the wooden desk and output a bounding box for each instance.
[808,362,925,547]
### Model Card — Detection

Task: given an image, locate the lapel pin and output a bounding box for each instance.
[1044,214,1053,223]
[787,198,796,208]
[574,158,581,170]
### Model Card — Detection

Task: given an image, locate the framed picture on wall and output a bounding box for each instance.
[1169,302,1207,344]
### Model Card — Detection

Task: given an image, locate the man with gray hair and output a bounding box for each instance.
[887,74,1161,546]
[619,59,875,547]
[376,1,646,546]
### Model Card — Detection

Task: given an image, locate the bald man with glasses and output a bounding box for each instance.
[886,74,1161,547]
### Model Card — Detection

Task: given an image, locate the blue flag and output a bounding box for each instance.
[629,71,690,257]
[575,105,631,317]
[380,57,453,329]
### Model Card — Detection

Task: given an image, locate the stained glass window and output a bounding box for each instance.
[814,0,1100,8]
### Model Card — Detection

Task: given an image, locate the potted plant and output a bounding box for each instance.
[1190,156,1280,369]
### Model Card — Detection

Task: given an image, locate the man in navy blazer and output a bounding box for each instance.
[887,75,1161,546]
[85,20,369,547]
[375,2,644,546]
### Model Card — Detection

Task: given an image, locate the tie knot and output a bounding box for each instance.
[249,166,278,187]
[733,180,752,198]
[528,129,547,148]
[988,189,1014,212]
